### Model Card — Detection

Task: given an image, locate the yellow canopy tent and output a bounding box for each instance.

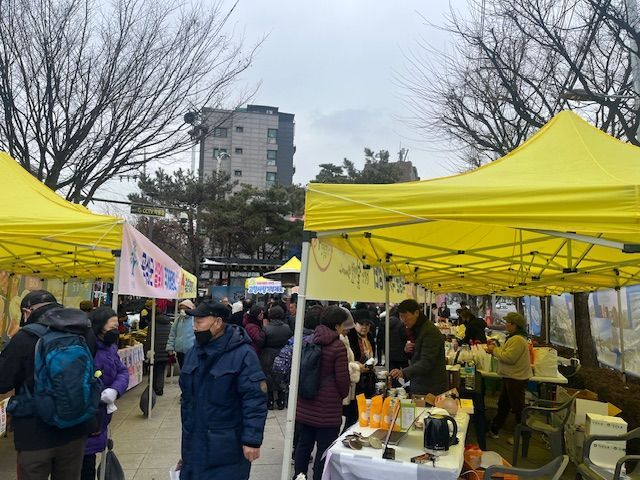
[279,111,640,479]
[304,111,640,296]
[0,152,124,279]
[263,256,301,287]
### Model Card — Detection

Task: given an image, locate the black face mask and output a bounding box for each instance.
[102,329,119,345]
[195,330,213,346]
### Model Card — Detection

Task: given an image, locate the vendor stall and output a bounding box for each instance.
[325,408,470,480]
[279,111,640,480]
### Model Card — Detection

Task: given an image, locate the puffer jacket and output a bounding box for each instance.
[260,319,292,375]
[243,314,265,357]
[179,324,267,480]
[166,314,195,354]
[144,314,172,362]
[85,340,129,455]
[296,325,350,428]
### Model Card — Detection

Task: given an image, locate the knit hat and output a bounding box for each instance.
[178,299,195,310]
[503,311,526,330]
[231,300,244,314]
[89,306,117,335]
[352,309,374,325]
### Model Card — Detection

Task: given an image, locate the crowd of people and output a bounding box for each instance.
[0,289,533,480]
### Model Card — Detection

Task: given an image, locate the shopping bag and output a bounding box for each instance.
[97,439,125,480]
[139,386,157,417]
[533,347,558,377]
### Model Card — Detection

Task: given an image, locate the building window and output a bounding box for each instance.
[213,148,227,158]
[266,150,277,166]
[267,128,278,138]
[235,126,244,133]
[266,172,277,183]
[267,159,277,166]
[213,127,228,137]
[235,147,243,154]
[234,170,242,177]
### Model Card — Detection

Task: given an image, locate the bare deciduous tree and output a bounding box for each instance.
[0,0,259,204]
[402,0,640,366]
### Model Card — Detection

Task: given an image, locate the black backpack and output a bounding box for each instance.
[298,336,323,400]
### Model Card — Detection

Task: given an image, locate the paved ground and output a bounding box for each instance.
[0,378,576,479]
[0,380,287,480]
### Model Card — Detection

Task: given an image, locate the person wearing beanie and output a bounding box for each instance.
[82,307,129,480]
[487,311,532,439]
[166,299,196,368]
[261,305,292,409]
[229,299,245,327]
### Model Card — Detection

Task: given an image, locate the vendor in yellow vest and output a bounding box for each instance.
[486,312,532,439]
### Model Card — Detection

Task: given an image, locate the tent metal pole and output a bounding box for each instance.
[111,251,121,312]
[384,276,390,367]
[615,287,627,384]
[147,299,156,418]
[280,234,312,480]
[61,280,67,305]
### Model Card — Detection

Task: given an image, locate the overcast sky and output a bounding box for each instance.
[231,0,463,184]
[93,0,465,213]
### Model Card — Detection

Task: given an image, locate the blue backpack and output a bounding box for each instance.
[9,323,101,429]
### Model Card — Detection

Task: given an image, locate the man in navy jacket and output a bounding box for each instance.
[179,300,267,480]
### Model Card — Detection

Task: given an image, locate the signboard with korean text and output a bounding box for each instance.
[306,238,413,303]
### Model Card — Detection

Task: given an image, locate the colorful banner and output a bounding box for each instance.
[245,277,284,295]
[179,269,197,299]
[523,296,542,336]
[306,238,412,303]
[118,224,182,299]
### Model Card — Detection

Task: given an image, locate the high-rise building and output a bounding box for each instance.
[200,105,295,189]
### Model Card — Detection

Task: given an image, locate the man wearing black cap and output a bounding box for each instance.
[0,290,97,480]
[178,300,268,480]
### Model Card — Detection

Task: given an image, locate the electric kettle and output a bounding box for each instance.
[423,413,458,456]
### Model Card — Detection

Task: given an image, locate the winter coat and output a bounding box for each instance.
[339,334,361,406]
[260,319,292,375]
[462,317,488,345]
[402,313,448,396]
[243,314,265,357]
[296,325,350,428]
[0,304,97,451]
[144,314,172,363]
[166,315,195,354]
[493,333,533,381]
[179,324,267,480]
[437,306,451,319]
[347,329,377,397]
[85,340,129,455]
[229,311,245,327]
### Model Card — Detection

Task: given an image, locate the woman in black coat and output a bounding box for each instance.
[261,305,292,409]
[143,314,172,396]
[347,310,377,397]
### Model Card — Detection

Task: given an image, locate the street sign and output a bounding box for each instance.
[130,205,166,217]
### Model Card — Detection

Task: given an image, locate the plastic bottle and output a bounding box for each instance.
[465,361,476,391]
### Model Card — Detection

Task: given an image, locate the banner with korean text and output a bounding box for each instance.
[306,238,415,303]
[179,269,197,299]
[118,224,182,299]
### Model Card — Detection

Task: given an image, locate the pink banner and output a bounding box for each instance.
[118,224,182,299]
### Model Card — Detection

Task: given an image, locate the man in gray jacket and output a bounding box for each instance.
[390,299,447,396]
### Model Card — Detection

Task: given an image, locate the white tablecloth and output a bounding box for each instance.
[323,409,470,480]
[478,370,568,384]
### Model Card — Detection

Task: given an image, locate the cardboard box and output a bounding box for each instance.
[585,413,627,469]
